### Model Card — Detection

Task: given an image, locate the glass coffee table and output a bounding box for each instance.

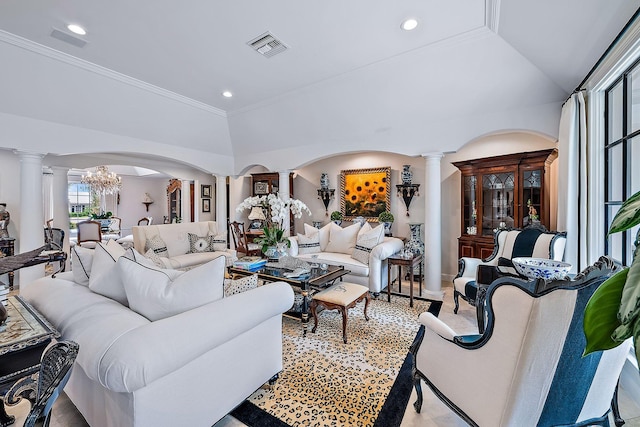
[228,264,349,335]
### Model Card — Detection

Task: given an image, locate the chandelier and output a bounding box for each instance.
[81,165,122,195]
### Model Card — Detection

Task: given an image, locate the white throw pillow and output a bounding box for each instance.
[297,231,321,255]
[211,232,227,251]
[304,222,336,252]
[351,225,385,265]
[88,240,128,306]
[187,233,216,253]
[325,223,361,255]
[145,235,169,258]
[224,274,258,297]
[358,221,372,236]
[71,245,94,286]
[143,248,166,268]
[119,255,226,321]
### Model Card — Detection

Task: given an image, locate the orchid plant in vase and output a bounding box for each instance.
[236,193,311,257]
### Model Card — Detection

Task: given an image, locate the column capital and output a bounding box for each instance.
[13,150,46,161]
[420,152,444,160]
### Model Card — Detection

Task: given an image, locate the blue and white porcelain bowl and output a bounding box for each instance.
[512,257,572,281]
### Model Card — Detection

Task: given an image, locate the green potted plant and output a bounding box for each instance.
[378,211,394,235]
[330,211,343,226]
[583,190,640,367]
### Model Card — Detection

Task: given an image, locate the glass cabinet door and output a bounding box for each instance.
[522,169,542,226]
[463,175,477,235]
[481,173,515,235]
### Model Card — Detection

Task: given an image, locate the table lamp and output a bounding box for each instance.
[248,207,266,229]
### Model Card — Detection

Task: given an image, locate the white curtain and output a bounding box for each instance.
[557,91,588,273]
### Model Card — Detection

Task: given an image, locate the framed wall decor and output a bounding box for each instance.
[202,198,211,213]
[340,167,391,221]
[254,181,269,195]
[201,184,212,198]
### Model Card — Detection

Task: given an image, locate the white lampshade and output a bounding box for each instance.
[248,206,266,220]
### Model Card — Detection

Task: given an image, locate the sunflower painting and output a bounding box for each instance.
[340,167,391,221]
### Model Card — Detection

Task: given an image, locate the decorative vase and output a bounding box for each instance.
[404,223,425,255]
[353,216,366,227]
[312,220,323,229]
[383,221,392,235]
[401,165,413,185]
[265,242,288,261]
[0,300,7,329]
[332,220,342,226]
[320,173,330,190]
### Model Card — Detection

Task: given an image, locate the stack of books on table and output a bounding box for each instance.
[233,256,267,272]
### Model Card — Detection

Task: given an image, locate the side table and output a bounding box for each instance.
[0,295,59,426]
[387,253,423,307]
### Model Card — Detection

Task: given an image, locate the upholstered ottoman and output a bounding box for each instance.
[310,282,370,343]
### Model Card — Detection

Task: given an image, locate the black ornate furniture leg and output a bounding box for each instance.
[268,373,279,386]
[453,290,460,314]
[612,379,625,426]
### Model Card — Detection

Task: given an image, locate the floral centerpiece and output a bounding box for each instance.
[236,193,311,257]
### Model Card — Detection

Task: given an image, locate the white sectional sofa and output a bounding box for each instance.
[288,222,404,295]
[132,221,235,268]
[21,246,294,427]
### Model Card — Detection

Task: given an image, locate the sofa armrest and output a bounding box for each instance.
[98,281,294,393]
[287,236,299,256]
[455,256,499,280]
[367,237,404,293]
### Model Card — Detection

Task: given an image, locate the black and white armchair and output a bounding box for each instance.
[412,256,630,426]
[453,227,567,315]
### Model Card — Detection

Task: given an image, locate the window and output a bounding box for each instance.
[68,183,94,217]
[604,58,640,266]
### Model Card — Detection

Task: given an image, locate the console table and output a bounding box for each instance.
[0,295,59,426]
[0,245,66,293]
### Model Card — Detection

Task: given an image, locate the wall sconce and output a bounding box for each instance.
[142,193,154,212]
[317,188,335,216]
[396,184,420,216]
[318,172,335,216]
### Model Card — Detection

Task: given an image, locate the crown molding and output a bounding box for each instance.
[0,30,227,117]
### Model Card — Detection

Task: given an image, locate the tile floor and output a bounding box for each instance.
[16,282,640,426]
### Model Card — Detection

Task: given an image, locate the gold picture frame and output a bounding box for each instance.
[340,167,391,221]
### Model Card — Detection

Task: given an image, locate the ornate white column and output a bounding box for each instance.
[215,174,227,227]
[422,152,444,299]
[51,167,70,269]
[181,179,191,222]
[278,170,291,236]
[16,151,46,288]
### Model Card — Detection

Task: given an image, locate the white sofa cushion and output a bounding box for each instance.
[325,223,361,254]
[297,230,321,255]
[352,225,385,265]
[297,252,370,277]
[304,222,337,252]
[71,245,94,286]
[145,235,169,257]
[88,240,128,306]
[119,255,226,321]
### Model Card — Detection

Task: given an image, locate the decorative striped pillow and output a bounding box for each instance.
[145,235,169,257]
[351,225,385,265]
[297,231,320,255]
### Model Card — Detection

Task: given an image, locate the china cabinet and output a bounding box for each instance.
[452,149,557,259]
[167,179,181,223]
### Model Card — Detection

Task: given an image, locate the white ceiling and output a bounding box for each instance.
[0,1,638,174]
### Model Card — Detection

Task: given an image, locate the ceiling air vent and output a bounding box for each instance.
[247,32,287,58]
[50,28,87,48]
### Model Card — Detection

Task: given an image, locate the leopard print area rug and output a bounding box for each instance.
[233,295,436,427]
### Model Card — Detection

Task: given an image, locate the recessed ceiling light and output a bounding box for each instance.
[401,18,418,31]
[222,91,233,98]
[67,24,86,35]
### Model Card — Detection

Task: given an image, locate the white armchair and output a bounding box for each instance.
[413,256,630,426]
[453,227,567,316]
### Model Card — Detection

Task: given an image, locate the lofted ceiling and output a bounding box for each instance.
[0,1,638,174]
